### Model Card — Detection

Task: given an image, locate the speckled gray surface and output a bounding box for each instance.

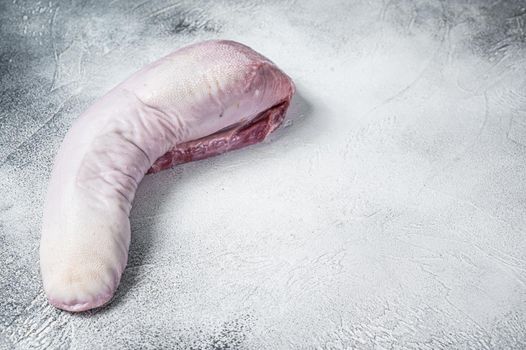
[1,0,526,349]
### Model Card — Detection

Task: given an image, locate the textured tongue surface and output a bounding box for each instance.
[147,100,289,173]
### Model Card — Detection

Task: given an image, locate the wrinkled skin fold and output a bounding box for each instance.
[40,40,295,312]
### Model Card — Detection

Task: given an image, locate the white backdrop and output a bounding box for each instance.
[1,0,525,348]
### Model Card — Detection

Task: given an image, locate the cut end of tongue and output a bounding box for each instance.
[147,100,290,174]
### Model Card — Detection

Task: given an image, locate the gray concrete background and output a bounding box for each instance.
[1,0,526,348]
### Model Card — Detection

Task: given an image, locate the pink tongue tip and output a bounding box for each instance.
[48,292,113,312]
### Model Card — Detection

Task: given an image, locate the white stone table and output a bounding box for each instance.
[1,1,525,348]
